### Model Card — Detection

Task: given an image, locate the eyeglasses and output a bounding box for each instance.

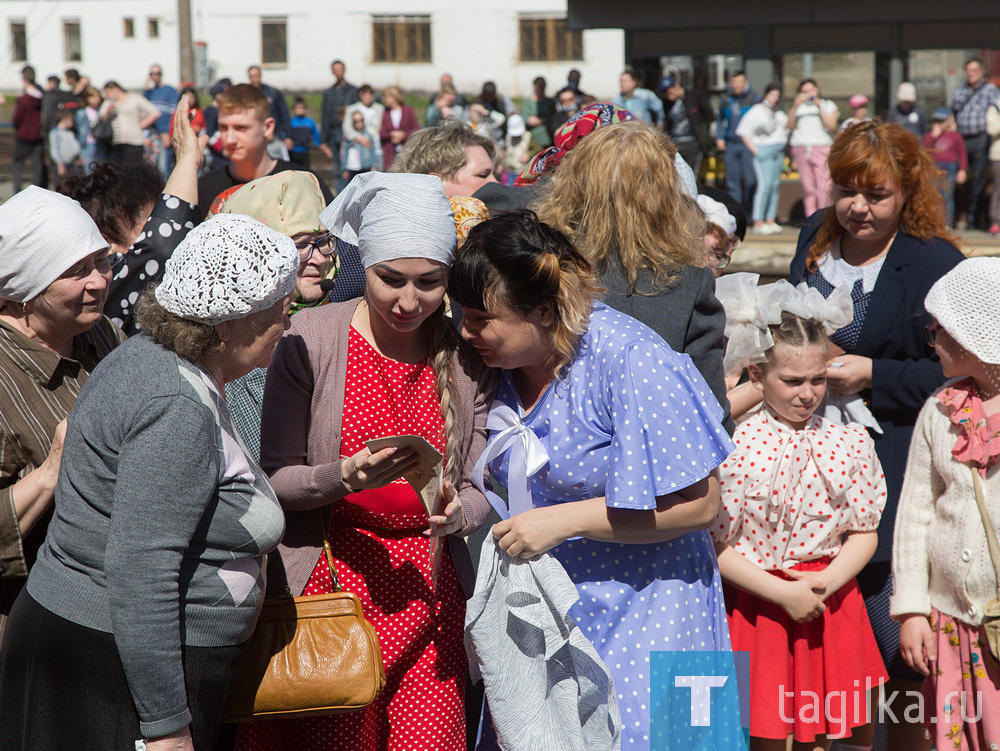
[711,253,732,270]
[925,322,942,346]
[294,233,335,263]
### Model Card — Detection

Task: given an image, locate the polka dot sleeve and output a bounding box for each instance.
[604,341,734,510]
[844,426,888,532]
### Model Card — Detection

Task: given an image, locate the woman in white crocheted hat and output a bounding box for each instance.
[238,172,494,751]
[0,213,300,751]
[892,258,1000,750]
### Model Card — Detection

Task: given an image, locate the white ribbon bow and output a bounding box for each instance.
[472,401,550,519]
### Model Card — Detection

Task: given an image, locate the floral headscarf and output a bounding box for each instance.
[514,103,637,186]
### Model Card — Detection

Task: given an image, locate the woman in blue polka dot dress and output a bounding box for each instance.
[450,212,736,747]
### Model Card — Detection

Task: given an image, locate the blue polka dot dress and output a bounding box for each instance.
[488,303,736,747]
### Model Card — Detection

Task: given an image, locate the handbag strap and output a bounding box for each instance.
[971,466,1000,594]
[320,511,342,593]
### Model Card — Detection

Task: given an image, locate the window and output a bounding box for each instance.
[261,17,287,66]
[63,21,82,62]
[10,21,27,62]
[519,17,583,62]
[147,17,159,39]
[372,15,432,64]
[123,17,134,38]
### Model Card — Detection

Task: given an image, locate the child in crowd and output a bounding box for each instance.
[712,274,889,749]
[340,109,381,185]
[500,114,534,185]
[840,94,871,131]
[289,96,321,168]
[923,108,968,227]
[75,87,103,174]
[49,106,82,182]
[892,258,1000,749]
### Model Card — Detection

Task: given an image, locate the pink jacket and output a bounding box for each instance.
[260,299,496,597]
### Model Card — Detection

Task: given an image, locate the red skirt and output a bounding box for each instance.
[725,558,888,742]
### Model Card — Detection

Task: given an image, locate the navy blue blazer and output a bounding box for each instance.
[790,210,964,561]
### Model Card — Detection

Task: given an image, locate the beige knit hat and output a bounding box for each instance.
[925,258,1000,365]
[218,171,327,237]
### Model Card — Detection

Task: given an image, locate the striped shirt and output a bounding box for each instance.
[0,316,125,634]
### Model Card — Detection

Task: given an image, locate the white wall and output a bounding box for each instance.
[1,0,624,99]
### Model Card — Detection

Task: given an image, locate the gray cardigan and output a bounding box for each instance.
[600,261,733,433]
[260,299,496,598]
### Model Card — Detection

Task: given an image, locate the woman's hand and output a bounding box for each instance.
[426,480,465,537]
[778,577,827,622]
[145,727,195,751]
[826,354,873,395]
[899,614,936,676]
[341,446,419,492]
[492,505,574,559]
[38,419,67,489]
[171,97,207,170]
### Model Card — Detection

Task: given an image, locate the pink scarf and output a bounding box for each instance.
[938,378,1000,478]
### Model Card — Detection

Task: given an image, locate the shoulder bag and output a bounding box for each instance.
[224,518,386,722]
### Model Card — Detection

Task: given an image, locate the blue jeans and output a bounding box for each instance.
[936,161,958,226]
[724,139,757,215]
[751,143,784,222]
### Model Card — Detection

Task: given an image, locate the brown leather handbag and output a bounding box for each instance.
[225,528,386,722]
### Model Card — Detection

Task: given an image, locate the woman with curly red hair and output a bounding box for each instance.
[789,120,964,750]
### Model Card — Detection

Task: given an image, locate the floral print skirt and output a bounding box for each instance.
[924,609,1000,750]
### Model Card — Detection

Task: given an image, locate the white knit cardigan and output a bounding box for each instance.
[891,389,1000,626]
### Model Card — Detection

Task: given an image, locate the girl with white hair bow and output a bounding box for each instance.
[239,172,495,751]
[710,272,890,747]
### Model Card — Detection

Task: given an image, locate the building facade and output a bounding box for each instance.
[0,0,625,97]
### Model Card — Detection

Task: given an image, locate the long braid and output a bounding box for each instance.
[428,307,463,488]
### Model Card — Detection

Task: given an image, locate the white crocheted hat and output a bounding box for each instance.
[925,257,1000,365]
[319,172,456,269]
[0,186,108,303]
[155,213,299,325]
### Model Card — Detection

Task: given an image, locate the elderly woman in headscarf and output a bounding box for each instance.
[0,186,125,639]
[0,214,299,751]
[236,172,494,751]
[218,170,336,460]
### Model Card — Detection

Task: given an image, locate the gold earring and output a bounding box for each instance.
[219,341,227,352]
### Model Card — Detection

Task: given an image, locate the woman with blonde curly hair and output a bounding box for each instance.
[534,119,731,429]
[788,120,964,751]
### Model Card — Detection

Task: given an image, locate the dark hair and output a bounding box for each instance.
[247,65,261,74]
[64,68,80,81]
[103,80,122,91]
[358,84,374,95]
[556,86,576,99]
[533,76,546,89]
[481,81,497,97]
[21,65,35,81]
[58,162,164,246]
[293,95,306,106]
[965,56,985,69]
[449,211,602,377]
[732,70,747,79]
[180,86,200,109]
[331,59,345,68]
[621,68,639,82]
[763,82,782,97]
[47,75,60,85]
[797,77,819,92]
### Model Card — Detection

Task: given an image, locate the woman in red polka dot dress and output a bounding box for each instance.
[236,174,495,751]
[710,300,889,748]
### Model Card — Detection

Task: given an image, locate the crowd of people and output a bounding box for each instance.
[0,53,998,751]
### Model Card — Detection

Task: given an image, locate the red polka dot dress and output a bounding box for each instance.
[712,406,890,742]
[237,327,466,751]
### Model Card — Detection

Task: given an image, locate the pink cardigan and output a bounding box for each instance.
[260,299,496,597]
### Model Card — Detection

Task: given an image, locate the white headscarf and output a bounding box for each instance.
[319,172,456,269]
[0,186,108,303]
[696,194,737,237]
